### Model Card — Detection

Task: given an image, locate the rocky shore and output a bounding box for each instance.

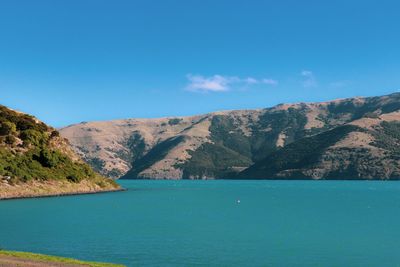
[0,180,124,200]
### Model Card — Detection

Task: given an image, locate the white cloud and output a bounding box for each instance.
[301,70,317,88]
[186,74,230,92]
[245,77,258,84]
[186,74,278,92]
[262,78,279,85]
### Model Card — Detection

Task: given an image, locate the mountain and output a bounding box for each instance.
[0,105,120,199]
[60,92,400,180]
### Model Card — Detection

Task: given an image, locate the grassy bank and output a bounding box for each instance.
[0,250,125,267]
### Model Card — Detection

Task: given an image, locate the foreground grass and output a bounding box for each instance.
[0,250,125,267]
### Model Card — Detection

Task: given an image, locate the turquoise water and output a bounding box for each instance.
[1,180,400,266]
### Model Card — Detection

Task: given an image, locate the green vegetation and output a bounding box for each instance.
[2,148,90,183]
[324,94,400,121]
[250,108,308,161]
[0,121,16,136]
[326,99,375,120]
[372,121,400,155]
[98,92,400,180]
[380,98,400,113]
[86,158,106,173]
[209,115,252,157]
[0,250,125,267]
[122,136,185,178]
[363,112,380,119]
[239,125,362,179]
[168,118,182,125]
[0,105,117,188]
[180,115,253,178]
[182,143,252,178]
[127,132,146,161]
[181,110,309,178]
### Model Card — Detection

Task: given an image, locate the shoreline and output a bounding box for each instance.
[0,250,125,266]
[0,188,126,201]
[120,177,400,181]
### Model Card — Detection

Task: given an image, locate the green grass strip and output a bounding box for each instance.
[0,250,125,267]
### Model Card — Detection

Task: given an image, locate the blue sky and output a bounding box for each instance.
[1,0,400,127]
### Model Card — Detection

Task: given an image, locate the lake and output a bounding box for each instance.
[1,180,400,266]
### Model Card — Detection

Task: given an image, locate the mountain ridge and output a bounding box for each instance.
[60,92,400,180]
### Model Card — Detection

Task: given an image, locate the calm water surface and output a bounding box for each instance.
[1,180,400,266]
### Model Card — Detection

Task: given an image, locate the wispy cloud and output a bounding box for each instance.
[301,70,317,88]
[245,77,258,84]
[262,78,279,86]
[185,74,278,92]
[186,75,231,92]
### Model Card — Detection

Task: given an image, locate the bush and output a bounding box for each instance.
[4,135,16,145]
[66,175,81,183]
[168,118,182,125]
[35,149,60,168]
[364,112,379,119]
[50,130,60,138]
[0,121,16,136]
[20,129,46,147]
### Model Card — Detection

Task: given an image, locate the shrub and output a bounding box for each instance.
[4,135,16,145]
[364,112,379,119]
[0,121,16,136]
[66,175,81,183]
[50,130,60,138]
[34,149,60,168]
[20,129,46,147]
[168,118,182,125]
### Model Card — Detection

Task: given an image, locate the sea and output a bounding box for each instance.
[1,180,400,266]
